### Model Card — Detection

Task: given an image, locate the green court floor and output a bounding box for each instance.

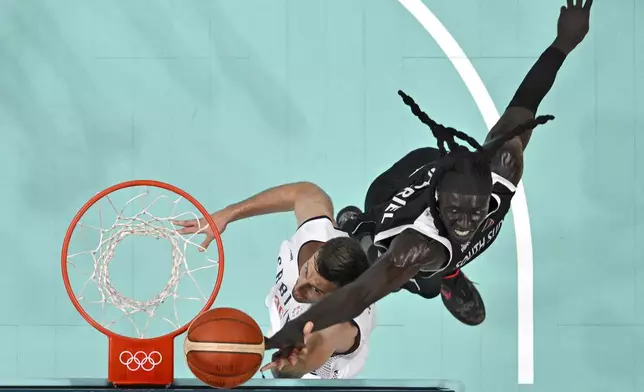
[0,1,642,391]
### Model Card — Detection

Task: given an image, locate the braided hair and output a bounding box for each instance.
[397,90,554,236]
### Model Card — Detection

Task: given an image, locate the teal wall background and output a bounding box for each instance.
[0,0,642,391]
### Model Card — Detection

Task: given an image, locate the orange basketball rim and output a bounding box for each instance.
[61,180,225,386]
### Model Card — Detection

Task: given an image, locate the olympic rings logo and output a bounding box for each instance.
[119,350,163,372]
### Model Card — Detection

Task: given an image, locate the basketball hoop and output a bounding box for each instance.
[61,180,224,386]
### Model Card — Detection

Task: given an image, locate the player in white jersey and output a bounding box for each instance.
[263,215,375,379]
[175,182,375,379]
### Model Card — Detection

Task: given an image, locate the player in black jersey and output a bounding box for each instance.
[334,94,553,326]
[264,0,592,356]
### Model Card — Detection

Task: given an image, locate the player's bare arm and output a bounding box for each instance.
[174,181,335,248]
[267,322,359,379]
[484,0,592,186]
[265,228,448,350]
[217,181,334,227]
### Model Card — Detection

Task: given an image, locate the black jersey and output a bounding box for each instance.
[368,163,516,298]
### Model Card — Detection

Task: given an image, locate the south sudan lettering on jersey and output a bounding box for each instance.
[372,164,517,296]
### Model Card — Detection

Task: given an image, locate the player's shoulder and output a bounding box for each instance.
[491,172,517,195]
[488,172,516,218]
[291,215,347,246]
[297,215,335,230]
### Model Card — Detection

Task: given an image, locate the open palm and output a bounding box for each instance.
[557,0,593,52]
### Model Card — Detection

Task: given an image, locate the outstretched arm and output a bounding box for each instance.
[265,228,449,350]
[219,181,335,227]
[174,181,334,248]
[485,0,592,186]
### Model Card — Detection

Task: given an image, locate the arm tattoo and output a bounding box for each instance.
[391,229,444,270]
[490,140,524,186]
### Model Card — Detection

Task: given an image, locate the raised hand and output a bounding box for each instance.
[555,0,593,54]
[173,209,229,251]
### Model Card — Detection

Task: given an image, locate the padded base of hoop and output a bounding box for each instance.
[108,335,174,386]
[0,378,463,392]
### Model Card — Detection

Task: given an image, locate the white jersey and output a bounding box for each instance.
[265,216,375,379]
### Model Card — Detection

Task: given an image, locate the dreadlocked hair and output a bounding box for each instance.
[397,89,554,236]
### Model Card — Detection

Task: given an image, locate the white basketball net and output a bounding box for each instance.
[66,186,220,338]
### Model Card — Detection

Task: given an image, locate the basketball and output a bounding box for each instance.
[184,307,265,389]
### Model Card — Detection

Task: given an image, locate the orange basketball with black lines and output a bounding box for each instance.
[184,308,265,389]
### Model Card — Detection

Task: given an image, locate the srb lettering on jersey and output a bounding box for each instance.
[456,220,504,269]
[274,256,294,323]
[381,168,434,223]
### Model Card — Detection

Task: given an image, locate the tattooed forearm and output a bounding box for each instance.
[390,229,444,270]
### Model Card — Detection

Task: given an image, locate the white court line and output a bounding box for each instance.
[397,0,534,384]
